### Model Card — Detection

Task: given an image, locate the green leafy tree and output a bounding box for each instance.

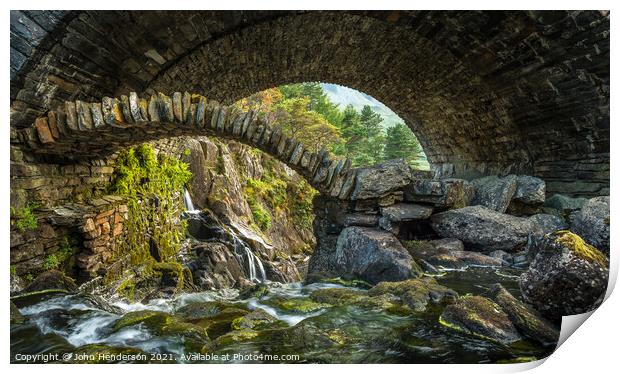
[384,123,426,168]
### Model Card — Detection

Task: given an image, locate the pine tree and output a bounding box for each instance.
[384,123,425,168]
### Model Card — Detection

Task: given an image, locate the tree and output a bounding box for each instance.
[274,97,342,153]
[384,123,425,168]
[280,83,343,127]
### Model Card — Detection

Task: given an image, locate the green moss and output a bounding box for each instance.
[113,310,173,332]
[214,329,259,346]
[117,278,136,301]
[554,230,608,268]
[109,143,191,267]
[310,288,367,305]
[42,254,60,271]
[267,297,330,313]
[231,310,278,330]
[242,156,317,232]
[10,265,17,277]
[11,203,39,232]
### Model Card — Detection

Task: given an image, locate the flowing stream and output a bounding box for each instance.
[10,190,555,363]
[11,268,554,364]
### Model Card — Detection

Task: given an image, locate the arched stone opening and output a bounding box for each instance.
[11,10,609,196]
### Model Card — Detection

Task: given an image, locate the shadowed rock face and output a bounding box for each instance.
[10,10,609,196]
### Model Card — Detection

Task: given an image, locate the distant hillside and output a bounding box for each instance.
[321,83,404,128]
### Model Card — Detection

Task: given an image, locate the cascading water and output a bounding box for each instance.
[181,188,266,283]
[232,235,266,283]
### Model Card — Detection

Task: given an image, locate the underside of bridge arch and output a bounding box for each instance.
[11,10,609,196]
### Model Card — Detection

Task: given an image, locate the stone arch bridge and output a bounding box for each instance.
[20,92,362,199]
[11,10,609,196]
[10,10,609,281]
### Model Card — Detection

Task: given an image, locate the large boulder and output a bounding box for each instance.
[430,205,534,252]
[570,196,610,256]
[333,226,421,284]
[529,214,568,236]
[471,175,518,213]
[507,176,546,215]
[488,284,559,345]
[404,238,506,268]
[22,270,77,293]
[187,242,246,290]
[519,231,609,319]
[440,295,522,344]
[349,159,412,200]
[368,277,458,311]
[378,203,434,234]
[403,178,474,209]
[543,194,587,218]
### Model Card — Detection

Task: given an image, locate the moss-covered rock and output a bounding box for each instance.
[488,284,559,345]
[266,296,330,313]
[213,328,260,347]
[439,295,522,345]
[190,307,250,339]
[309,288,367,305]
[317,277,374,289]
[519,230,608,319]
[238,283,270,299]
[177,301,246,320]
[231,309,281,330]
[368,277,458,311]
[22,270,77,293]
[112,310,173,332]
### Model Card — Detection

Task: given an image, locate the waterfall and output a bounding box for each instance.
[232,234,266,283]
[183,188,199,213]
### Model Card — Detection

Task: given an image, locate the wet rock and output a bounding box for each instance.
[529,213,568,236]
[113,310,173,332]
[349,159,412,200]
[214,328,260,347]
[543,194,587,218]
[22,270,77,293]
[404,239,506,268]
[310,288,367,305]
[488,284,559,345]
[570,196,610,256]
[507,176,545,215]
[378,203,433,234]
[519,231,609,319]
[440,295,522,344]
[10,301,25,324]
[266,296,330,313]
[185,305,250,339]
[430,206,534,252]
[177,301,246,321]
[403,178,474,209]
[368,277,458,311]
[333,226,421,284]
[238,283,269,299]
[231,309,280,330]
[471,175,517,213]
